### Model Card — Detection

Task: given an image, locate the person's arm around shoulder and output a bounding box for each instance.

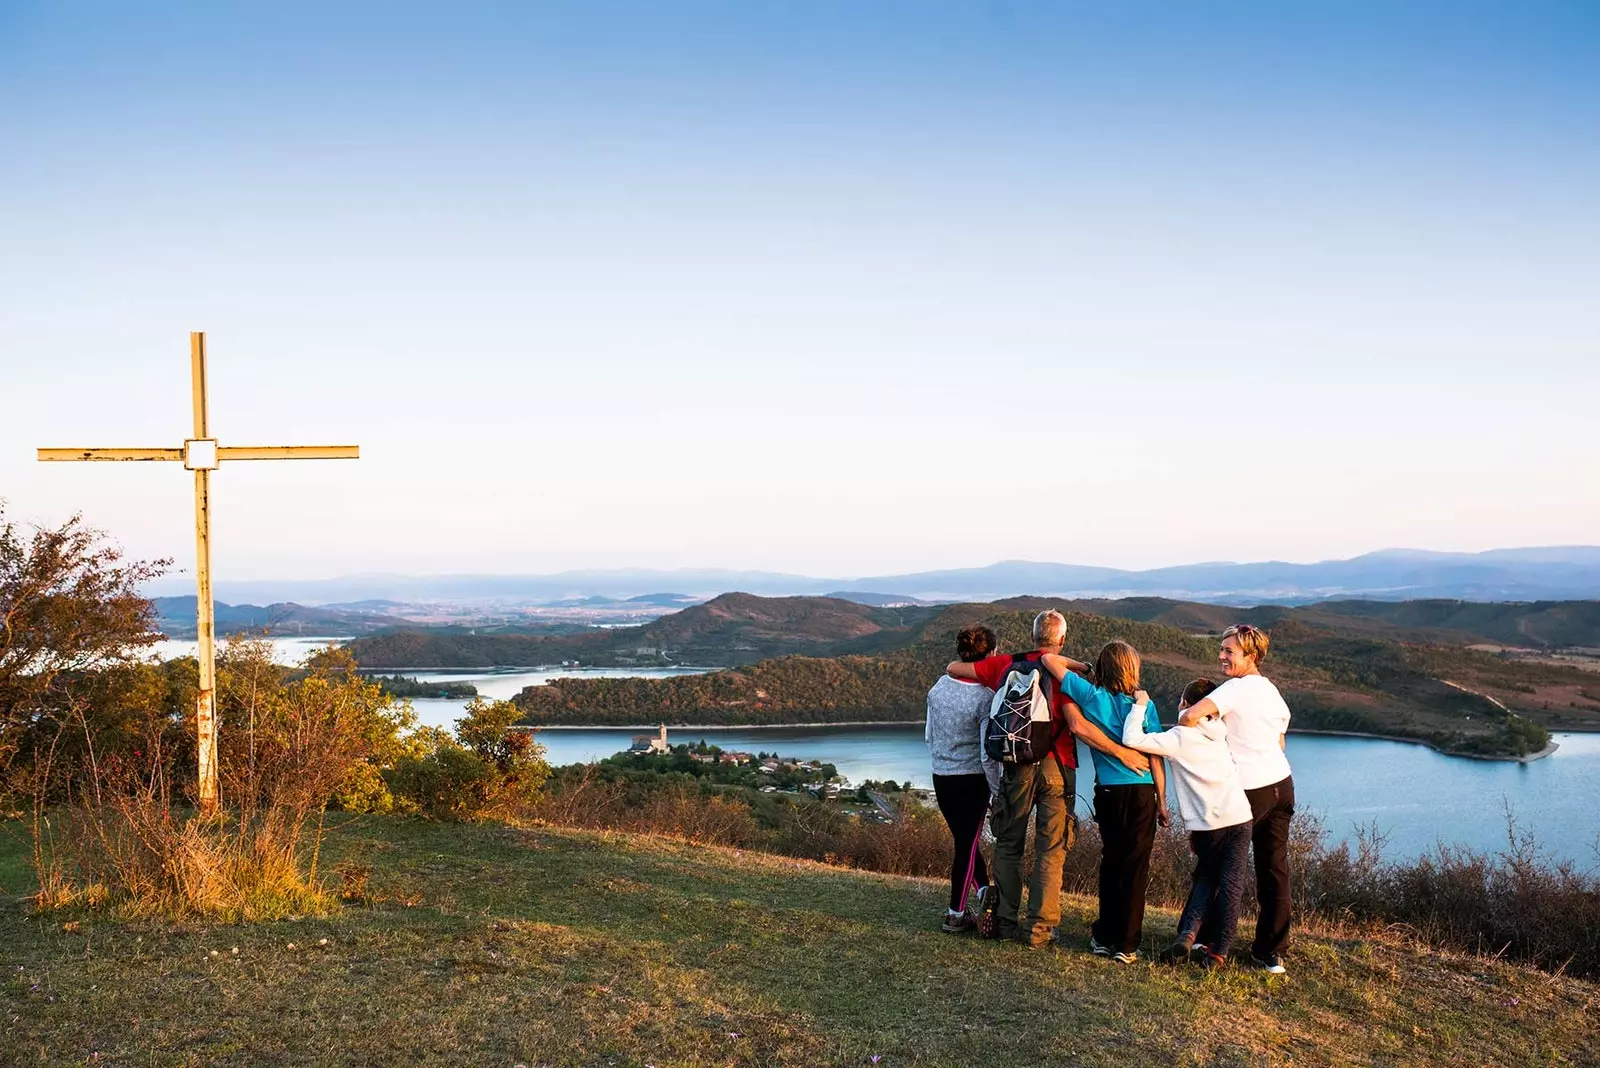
[1176,695,1221,729]
[1122,691,1182,756]
[1064,700,1151,775]
[1038,652,1092,682]
[946,660,979,681]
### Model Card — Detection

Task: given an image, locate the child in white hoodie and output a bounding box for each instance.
[1123,679,1254,967]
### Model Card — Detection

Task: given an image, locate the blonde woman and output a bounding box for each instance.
[1178,623,1293,974]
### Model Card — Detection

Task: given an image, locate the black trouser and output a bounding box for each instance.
[932,772,991,912]
[1247,774,1295,958]
[1200,774,1295,957]
[1091,782,1158,954]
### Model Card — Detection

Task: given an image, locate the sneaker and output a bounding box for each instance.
[1088,935,1112,958]
[1159,939,1195,965]
[975,885,1000,940]
[941,910,975,934]
[1112,950,1140,965]
[1189,942,1211,964]
[1251,953,1287,975]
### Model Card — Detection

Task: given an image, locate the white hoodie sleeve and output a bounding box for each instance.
[1122,700,1187,757]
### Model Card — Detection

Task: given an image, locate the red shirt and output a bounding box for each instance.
[971,651,1080,769]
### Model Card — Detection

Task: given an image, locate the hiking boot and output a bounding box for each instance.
[1111,949,1140,965]
[1197,949,1227,970]
[1021,926,1056,950]
[1088,935,1112,958]
[1160,939,1195,965]
[941,909,975,934]
[1251,953,1287,975]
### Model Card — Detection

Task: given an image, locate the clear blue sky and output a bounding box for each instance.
[3,1,1597,580]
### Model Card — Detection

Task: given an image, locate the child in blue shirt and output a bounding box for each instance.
[1040,641,1168,963]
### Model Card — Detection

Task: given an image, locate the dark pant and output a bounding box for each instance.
[990,755,1076,945]
[1247,775,1295,958]
[1177,822,1252,957]
[932,772,991,912]
[1091,782,1158,954]
[1198,775,1295,957]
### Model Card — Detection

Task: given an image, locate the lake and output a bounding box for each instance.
[164,637,1600,867]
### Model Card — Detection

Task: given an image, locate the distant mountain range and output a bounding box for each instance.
[143,547,1600,607]
[150,597,414,638]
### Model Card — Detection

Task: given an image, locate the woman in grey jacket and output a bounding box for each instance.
[925,625,999,932]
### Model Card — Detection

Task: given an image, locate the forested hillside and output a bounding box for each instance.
[343,593,944,668]
[514,601,1600,758]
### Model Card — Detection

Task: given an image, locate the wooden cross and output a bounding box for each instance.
[38,332,358,815]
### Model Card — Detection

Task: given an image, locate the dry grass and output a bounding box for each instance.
[3,817,1597,1067]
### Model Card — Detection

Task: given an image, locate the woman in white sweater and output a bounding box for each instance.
[1124,679,1253,967]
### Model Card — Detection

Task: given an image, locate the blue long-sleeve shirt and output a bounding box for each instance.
[1059,670,1159,787]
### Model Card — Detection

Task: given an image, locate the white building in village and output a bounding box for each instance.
[629,724,670,754]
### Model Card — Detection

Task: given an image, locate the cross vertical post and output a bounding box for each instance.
[190,332,220,814]
[37,331,359,818]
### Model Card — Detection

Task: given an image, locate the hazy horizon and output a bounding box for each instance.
[131,546,1600,604]
[5,2,1597,579]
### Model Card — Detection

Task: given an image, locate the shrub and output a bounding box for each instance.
[28,638,409,919]
[385,699,550,821]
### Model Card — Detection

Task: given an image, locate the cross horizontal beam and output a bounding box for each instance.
[37,445,359,462]
[219,445,359,461]
[37,447,183,462]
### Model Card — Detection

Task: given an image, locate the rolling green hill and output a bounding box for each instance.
[338,592,1600,756]
[345,593,1600,672]
[512,601,1600,757]
[343,593,945,668]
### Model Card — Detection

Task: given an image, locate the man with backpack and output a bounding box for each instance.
[946,610,1152,947]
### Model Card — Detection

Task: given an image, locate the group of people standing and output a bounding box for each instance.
[924,610,1295,972]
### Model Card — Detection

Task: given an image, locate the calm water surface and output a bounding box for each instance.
[167,637,1600,865]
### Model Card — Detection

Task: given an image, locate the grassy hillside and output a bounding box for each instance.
[2,818,1592,1067]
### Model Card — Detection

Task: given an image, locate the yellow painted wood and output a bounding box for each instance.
[217,445,360,461]
[193,463,219,814]
[191,332,209,438]
[36,447,184,462]
[36,330,359,818]
[190,333,219,814]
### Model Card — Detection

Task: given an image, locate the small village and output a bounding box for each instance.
[624,725,918,813]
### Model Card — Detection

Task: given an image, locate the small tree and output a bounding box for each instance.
[1,504,166,791]
[386,698,550,821]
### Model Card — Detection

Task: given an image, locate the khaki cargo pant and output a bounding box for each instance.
[989,753,1076,946]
